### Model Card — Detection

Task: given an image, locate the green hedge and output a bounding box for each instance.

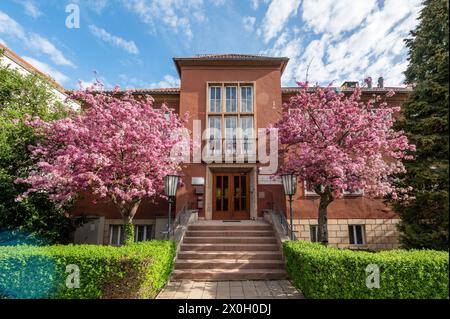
[0,241,176,299]
[283,241,449,299]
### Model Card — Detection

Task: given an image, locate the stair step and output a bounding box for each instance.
[185,230,275,237]
[177,251,283,260]
[183,237,277,244]
[188,225,273,231]
[180,243,280,251]
[171,269,288,280]
[175,259,285,270]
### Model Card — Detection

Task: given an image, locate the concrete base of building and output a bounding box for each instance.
[293,218,401,250]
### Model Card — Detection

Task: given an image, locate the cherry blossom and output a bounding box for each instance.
[274,84,415,243]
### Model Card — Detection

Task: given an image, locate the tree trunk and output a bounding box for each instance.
[115,199,141,245]
[317,188,333,245]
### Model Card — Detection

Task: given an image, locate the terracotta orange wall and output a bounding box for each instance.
[70,191,169,219]
[175,66,284,218]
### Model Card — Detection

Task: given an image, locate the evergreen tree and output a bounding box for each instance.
[394,0,449,250]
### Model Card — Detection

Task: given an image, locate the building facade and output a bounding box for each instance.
[70,54,411,250]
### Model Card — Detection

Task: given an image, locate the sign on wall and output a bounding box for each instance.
[258,175,282,185]
[191,177,205,186]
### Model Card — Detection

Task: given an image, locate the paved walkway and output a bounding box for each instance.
[156,280,304,299]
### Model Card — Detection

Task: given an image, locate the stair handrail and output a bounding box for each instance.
[274,203,297,240]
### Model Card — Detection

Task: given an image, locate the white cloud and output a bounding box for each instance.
[0,11,75,68]
[258,0,301,43]
[242,16,256,32]
[0,11,26,39]
[0,38,5,46]
[123,0,206,41]
[251,0,270,10]
[87,0,108,14]
[27,33,75,67]
[23,1,43,19]
[22,56,70,84]
[263,0,423,86]
[302,0,376,36]
[211,0,226,6]
[150,74,180,88]
[118,74,149,88]
[89,25,139,54]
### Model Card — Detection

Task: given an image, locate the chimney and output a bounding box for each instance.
[377,76,384,88]
[364,76,373,88]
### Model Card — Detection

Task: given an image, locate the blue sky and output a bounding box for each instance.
[0,0,422,89]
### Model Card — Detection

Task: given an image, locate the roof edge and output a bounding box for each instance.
[0,44,67,94]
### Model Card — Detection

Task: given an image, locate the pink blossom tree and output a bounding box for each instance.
[273,83,415,244]
[17,83,187,244]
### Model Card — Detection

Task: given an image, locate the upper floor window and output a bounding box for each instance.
[207,83,255,157]
[209,86,221,112]
[225,86,237,112]
[240,86,253,112]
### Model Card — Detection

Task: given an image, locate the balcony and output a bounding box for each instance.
[205,137,257,161]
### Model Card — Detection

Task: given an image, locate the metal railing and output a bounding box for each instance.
[172,205,190,232]
[206,137,257,156]
[274,204,296,240]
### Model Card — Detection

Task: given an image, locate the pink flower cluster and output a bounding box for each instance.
[17,83,187,206]
[275,84,415,199]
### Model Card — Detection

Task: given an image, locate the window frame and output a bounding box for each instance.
[304,181,319,197]
[209,86,222,113]
[240,85,254,113]
[348,224,366,245]
[109,224,124,246]
[134,224,154,242]
[310,225,319,242]
[206,82,256,157]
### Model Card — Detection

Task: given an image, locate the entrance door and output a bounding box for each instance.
[212,173,250,220]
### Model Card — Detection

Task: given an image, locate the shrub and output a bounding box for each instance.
[0,240,176,299]
[283,241,449,299]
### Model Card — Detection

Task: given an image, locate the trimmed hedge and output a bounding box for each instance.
[283,241,449,299]
[0,241,176,299]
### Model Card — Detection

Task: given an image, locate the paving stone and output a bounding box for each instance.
[157,280,302,299]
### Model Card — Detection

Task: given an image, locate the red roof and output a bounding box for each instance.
[173,54,290,76]
[281,86,413,94]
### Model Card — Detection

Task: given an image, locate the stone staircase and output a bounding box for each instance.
[171,221,287,280]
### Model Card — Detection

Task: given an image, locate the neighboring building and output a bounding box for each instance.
[69,54,412,250]
[0,44,72,105]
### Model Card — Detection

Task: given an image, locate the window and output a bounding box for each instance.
[343,189,364,196]
[135,225,154,241]
[304,181,319,196]
[225,86,237,112]
[208,116,222,154]
[109,225,124,245]
[349,225,365,245]
[207,83,255,157]
[224,116,237,154]
[240,86,253,112]
[209,86,221,112]
[310,225,319,242]
[240,116,254,154]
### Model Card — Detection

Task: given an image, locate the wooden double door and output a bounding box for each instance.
[212,172,250,220]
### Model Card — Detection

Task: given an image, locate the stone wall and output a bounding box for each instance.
[293,218,401,250]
